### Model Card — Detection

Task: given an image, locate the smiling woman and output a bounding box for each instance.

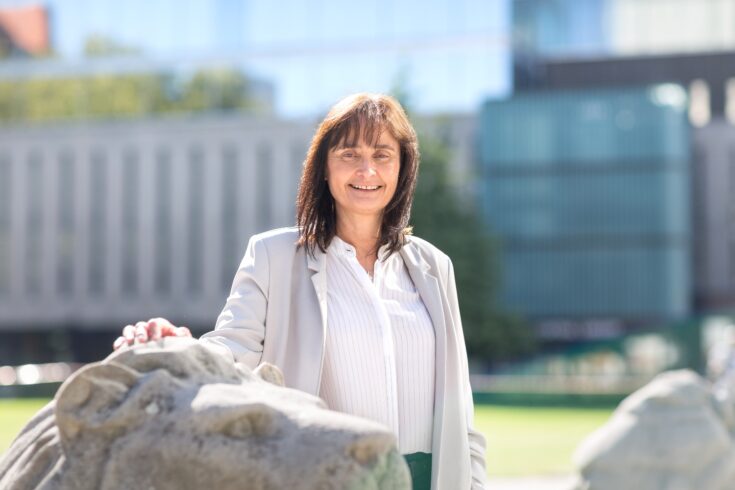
[115,93,487,490]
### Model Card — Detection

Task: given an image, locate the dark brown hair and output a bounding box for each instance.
[296,93,420,257]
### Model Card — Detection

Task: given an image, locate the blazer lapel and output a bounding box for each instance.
[307,247,329,393]
[400,241,448,486]
[400,244,446,339]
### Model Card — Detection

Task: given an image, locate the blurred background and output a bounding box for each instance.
[2,0,735,485]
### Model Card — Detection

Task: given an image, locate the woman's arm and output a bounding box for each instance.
[199,235,270,370]
[446,258,489,490]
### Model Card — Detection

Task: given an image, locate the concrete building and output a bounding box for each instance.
[0,115,314,335]
[692,120,735,311]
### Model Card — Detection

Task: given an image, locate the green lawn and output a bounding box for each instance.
[476,405,613,476]
[1,398,50,452]
[0,399,613,476]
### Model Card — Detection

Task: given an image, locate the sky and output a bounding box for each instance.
[0,0,512,117]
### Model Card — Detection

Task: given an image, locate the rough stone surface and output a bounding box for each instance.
[572,369,735,490]
[0,338,411,490]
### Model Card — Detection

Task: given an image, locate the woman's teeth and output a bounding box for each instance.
[350,184,380,190]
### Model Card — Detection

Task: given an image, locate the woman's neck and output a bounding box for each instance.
[335,215,381,263]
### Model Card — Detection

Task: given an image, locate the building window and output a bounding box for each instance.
[689,79,711,128]
[730,148,735,287]
[57,150,75,296]
[187,147,204,294]
[88,150,107,295]
[154,149,172,294]
[221,146,239,292]
[0,154,10,296]
[726,78,735,125]
[121,148,139,295]
[26,151,43,295]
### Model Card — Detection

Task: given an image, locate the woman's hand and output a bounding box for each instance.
[113,317,192,350]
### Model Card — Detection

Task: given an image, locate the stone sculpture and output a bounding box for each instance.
[571,369,735,490]
[0,338,410,490]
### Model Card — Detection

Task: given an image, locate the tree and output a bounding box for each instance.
[83,34,142,57]
[0,34,270,123]
[0,69,268,123]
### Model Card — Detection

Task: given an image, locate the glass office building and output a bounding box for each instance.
[480,85,691,322]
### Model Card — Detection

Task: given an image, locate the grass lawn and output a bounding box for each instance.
[476,405,613,476]
[0,398,49,454]
[1,399,613,476]
[0,398,49,448]
[0,398,50,453]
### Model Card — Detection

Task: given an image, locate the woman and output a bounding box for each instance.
[115,93,487,490]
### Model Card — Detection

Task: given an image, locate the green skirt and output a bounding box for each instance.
[403,452,432,490]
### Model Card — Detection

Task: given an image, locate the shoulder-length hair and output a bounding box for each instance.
[295,93,420,257]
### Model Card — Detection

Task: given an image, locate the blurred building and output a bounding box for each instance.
[513,0,609,57]
[0,116,312,332]
[512,51,735,313]
[479,85,692,340]
[495,0,735,344]
[693,120,735,310]
[607,0,735,56]
[513,0,735,60]
[514,51,735,120]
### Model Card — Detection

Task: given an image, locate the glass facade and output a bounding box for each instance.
[480,85,691,320]
[513,0,609,57]
[513,0,735,59]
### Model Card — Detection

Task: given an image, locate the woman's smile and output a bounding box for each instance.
[349,184,382,191]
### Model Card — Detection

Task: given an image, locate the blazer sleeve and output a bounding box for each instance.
[199,235,269,370]
[446,258,489,490]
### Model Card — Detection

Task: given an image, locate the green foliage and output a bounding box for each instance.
[84,34,142,57]
[0,68,265,123]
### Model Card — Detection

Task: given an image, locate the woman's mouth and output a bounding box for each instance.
[349,184,382,192]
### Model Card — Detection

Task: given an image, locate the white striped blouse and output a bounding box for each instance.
[318,235,436,454]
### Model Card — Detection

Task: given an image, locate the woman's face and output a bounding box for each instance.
[326,130,400,222]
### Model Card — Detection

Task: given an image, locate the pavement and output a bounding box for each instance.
[487,475,578,490]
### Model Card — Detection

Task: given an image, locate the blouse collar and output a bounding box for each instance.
[328,235,391,261]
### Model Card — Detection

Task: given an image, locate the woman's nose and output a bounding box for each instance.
[356,156,377,174]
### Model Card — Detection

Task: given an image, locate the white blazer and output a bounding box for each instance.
[201,227,488,490]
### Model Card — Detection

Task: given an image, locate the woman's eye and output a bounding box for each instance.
[375,153,390,160]
[342,152,355,159]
